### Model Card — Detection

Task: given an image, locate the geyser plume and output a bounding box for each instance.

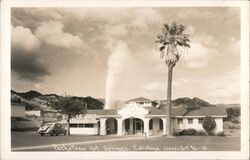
[105,42,130,109]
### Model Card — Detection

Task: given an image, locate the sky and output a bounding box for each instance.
[11,7,240,104]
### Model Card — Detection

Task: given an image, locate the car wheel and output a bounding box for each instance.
[40,133,45,136]
[55,133,58,136]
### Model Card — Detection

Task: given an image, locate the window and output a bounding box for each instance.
[84,124,94,128]
[177,118,183,124]
[159,120,163,130]
[69,123,78,128]
[79,124,84,128]
[198,118,204,124]
[149,120,153,130]
[139,102,144,105]
[188,118,193,124]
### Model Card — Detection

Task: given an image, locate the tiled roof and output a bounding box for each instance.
[87,109,118,115]
[147,106,227,117]
[127,97,151,102]
[86,106,227,117]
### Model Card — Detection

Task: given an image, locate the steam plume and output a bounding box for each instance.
[105,42,130,109]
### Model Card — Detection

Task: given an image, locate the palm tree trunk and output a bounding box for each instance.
[166,66,173,136]
[67,119,70,136]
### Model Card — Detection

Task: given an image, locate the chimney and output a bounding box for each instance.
[156,100,161,109]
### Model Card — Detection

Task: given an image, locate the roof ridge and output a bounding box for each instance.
[127,97,151,102]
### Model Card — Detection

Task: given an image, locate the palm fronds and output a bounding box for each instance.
[156,22,190,67]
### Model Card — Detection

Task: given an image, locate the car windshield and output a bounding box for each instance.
[45,123,53,127]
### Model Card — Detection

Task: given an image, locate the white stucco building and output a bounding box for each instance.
[67,97,227,136]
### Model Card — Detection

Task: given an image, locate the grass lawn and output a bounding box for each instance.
[55,136,240,151]
[12,132,240,151]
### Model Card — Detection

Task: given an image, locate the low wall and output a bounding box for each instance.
[25,110,41,117]
[70,127,98,135]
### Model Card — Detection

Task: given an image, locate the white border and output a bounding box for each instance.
[1,0,249,160]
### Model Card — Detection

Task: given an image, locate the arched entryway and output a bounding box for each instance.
[149,118,163,135]
[105,118,117,134]
[122,118,144,135]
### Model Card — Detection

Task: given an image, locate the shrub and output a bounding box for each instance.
[202,116,216,132]
[11,127,39,132]
[196,130,207,136]
[179,128,197,136]
[223,121,241,129]
[217,131,226,137]
[226,107,240,123]
[173,131,180,136]
[208,131,215,136]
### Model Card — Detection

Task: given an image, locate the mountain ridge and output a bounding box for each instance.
[11,90,104,110]
[11,90,240,109]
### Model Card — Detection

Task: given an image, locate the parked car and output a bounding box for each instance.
[37,122,67,136]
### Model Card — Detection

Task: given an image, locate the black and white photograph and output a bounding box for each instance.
[0,0,249,160]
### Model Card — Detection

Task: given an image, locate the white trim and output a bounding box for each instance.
[172,116,227,118]
[98,115,120,118]
[145,115,166,118]
[97,114,227,118]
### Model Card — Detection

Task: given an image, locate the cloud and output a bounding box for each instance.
[28,8,62,20]
[59,8,131,24]
[184,42,213,69]
[10,8,240,104]
[207,68,240,102]
[229,36,240,56]
[104,24,128,38]
[11,25,40,52]
[176,9,215,20]
[11,25,50,81]
[129,8,163,30]
[140,66,240,104]
[35,21,83,49]
[173,68,240,104]
[11,47,51,82]
[140,81,166,99]
[194,33,218,47]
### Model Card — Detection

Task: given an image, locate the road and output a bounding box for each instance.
[11,132,240,151]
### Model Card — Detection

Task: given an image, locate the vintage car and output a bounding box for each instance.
[37,122,67,136]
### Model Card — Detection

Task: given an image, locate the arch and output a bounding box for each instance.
[105,118,117,134]
[149,117,164,135]
[121,115,145,121]
[122,117,144,135]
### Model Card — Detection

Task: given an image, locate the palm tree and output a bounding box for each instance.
[156,22,190,136]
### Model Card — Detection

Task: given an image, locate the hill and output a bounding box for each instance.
[11,90,42,100]
[11,90,104,110]
[159,97,213,108]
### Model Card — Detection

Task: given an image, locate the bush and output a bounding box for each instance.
[223,121,241,129]
[225,107,240,123]
[196,130,207,136]
[208,131,215,136]
[202,116,216,132]
[173,131,180,136]
[179,128,197,136]
[11,127,39,132]
[217,131,226,137]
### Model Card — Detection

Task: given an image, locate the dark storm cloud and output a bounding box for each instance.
[11,47,51,82]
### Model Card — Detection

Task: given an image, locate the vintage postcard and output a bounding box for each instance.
[0,0,249,159]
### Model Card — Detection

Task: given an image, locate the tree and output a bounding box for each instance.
[202,116,216,133]
[54,96,86,136]
[156,22,190,136]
